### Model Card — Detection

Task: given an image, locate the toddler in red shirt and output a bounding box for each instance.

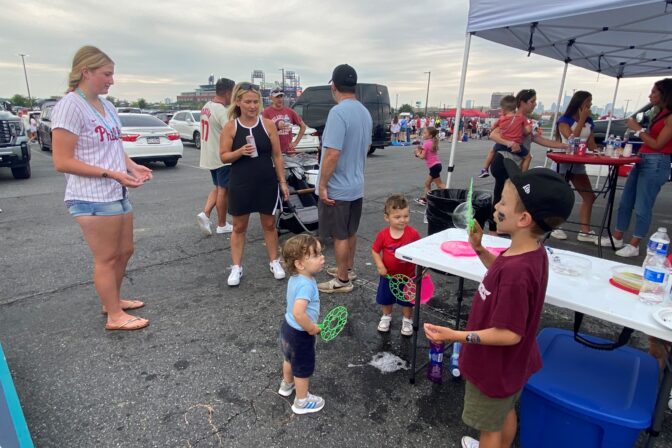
[425,160,575,448]
[372,195,420,336]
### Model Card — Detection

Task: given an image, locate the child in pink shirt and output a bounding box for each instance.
[414,127,446,205]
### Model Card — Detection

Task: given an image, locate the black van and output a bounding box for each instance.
[292,83,391,155]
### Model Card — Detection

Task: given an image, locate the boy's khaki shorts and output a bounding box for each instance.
[462,381,521,432]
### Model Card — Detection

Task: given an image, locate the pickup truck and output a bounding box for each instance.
[0,111,31,179]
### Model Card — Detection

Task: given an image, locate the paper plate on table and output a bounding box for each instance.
[652,308,672,331]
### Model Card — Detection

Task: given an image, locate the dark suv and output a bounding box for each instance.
[592,103,653,145]
[36,101,57,151]
[0,111,31,179]
[292,83,391,155]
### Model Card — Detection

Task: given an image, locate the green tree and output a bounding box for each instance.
[398,103,414,114]
[10,94,29,107]
[137,98,147,109]
[106,96,118,106]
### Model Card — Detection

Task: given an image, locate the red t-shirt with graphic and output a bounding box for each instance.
[372,226,420,277]
[262,106,302,153]
[460,244,548,398]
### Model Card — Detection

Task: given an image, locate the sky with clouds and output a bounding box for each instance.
[0,0,664,113]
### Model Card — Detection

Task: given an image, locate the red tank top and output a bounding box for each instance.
[641,108,672,154]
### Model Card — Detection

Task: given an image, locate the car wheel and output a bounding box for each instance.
[164,158,179,168]
[193,131,201,150]
[11,164,31,179]
[367,146,377,156]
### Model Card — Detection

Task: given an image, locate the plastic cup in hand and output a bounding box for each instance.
[246,135,258,158]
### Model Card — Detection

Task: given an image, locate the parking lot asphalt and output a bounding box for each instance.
[1,138,671,447]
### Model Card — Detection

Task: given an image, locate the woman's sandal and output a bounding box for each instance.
[101,300,145,315]
[105,316,149,331]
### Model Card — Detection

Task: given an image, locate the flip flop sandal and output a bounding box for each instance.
[105,316,149,331]
[101,300,145,315]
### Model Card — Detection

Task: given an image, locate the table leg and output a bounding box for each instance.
[455,277,464,331]
[409,265,424,384]
[596,165,619,258]
[644,348,672,447]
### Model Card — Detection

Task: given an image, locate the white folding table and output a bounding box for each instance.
[395,227,672,447]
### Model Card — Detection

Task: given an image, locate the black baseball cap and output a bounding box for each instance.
[503,159,574,232]
[329,64,357,87]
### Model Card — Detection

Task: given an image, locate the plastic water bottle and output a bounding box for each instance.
[449,342,461,378]
[567,135,576,154]
[427,341,445,384]
[605,135,615,157]
[640,252,671,305]
[614,135,622,157]
[640,228,671,305]
[643,228,670,268]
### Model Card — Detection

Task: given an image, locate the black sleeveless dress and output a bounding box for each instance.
[228,117,279,216]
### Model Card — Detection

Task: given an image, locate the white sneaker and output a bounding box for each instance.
[615,244,639,258]
[270,259,286,280]
[401,317,413,337]
[577,231,599,244]
[595,235,623,248]
[197,212,212,236]
[227,265,243,286]
[461,436,479,448]
[291,393,325,414]
[216,223,233,234]
[278,380,295,397]
[550,229,567,240]
[377,314,392,333]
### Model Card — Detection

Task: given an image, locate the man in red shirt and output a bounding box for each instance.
[424,160,574,448]
[262,88,306,154]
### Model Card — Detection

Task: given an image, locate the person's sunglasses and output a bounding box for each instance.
[238,82,258,91]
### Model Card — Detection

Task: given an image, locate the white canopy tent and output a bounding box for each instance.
[445,0,672,187]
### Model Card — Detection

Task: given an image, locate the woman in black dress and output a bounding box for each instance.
[220,82,289,286]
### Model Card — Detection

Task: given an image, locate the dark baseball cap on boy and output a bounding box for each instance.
[503,159,574,232]
[329,64,357,87]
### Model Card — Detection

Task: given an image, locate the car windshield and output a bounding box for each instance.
[119,115,167,127]
[192,112,200,121]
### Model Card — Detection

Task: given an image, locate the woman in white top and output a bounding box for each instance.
[51,46,152,331]
[551,91,605,245]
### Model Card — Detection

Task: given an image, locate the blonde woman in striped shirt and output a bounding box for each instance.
[52,46,152,331]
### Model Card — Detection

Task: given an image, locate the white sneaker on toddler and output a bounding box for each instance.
[401,317,413,336]
[377,314,392,333]
[292,393,325,414]
[278,379,295,397]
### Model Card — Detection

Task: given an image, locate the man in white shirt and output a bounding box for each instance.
[197,78,235,235]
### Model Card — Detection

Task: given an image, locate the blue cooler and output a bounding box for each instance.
[520,328,658,448]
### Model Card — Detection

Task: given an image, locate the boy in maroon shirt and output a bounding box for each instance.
[424,159,574,448]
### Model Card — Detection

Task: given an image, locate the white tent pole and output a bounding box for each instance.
[594,77,621,188]
[446,32,472,188]
[545,61,568,168]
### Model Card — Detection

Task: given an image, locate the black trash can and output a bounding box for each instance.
[426,188,492,235]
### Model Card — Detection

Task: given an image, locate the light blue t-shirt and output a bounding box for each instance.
[285,275,320,331]
[318,98,373,201]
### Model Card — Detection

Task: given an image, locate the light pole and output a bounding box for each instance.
[424,71,431,117]
[18,53,33,108]
[623,99,631,117]
[278,68,285,92]
[395,93,399,112]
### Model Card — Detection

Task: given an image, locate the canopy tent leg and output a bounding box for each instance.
[595,77,621,188]
[544,61,569,168]
[446,32,472,188]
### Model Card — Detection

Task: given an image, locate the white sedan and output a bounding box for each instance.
[293,125,320,153]
[119,113,183,167]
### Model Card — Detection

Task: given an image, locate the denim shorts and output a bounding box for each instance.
[210,165,231,188]
[280,319,316,378]
[65,198,133,217]
[551,161,587,175]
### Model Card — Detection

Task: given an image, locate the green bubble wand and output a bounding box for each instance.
[466,177,475,232]
[317,306,348,342]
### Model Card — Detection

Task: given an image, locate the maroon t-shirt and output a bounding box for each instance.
[371,226,420,277]
[262,106,302,153]
[460,244,548,398]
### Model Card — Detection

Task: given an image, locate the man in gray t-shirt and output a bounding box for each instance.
[317,64,372,294]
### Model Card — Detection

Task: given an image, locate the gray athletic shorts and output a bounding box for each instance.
[318,198,363,240]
